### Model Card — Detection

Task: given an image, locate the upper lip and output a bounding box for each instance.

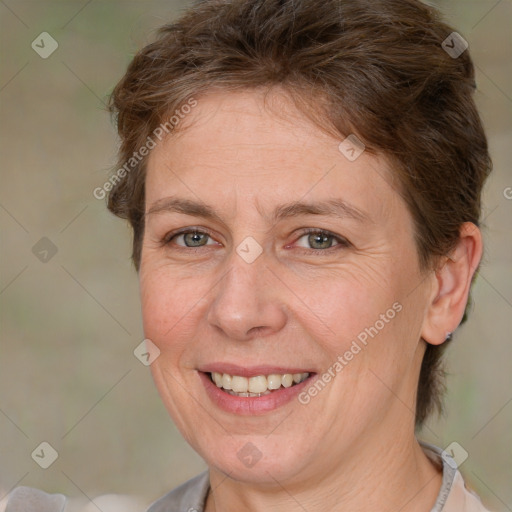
[198,363,315,378]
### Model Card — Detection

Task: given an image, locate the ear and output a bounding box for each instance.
[421,222,483,346]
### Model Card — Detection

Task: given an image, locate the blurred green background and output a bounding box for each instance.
[0,0,511,510]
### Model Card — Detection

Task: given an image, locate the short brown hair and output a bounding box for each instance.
[107,0,492,426]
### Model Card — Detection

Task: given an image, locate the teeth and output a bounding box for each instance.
[225,390,272,397]
[221,373,232,390]
[213,372,223,387]
[281,374,293,388]
[267,374,282,390]
[210,371,309,396]
[248,375,268,393]
[231,376,248,393]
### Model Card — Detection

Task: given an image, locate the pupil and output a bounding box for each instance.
[310,233,330,249]
[186,232,206,246]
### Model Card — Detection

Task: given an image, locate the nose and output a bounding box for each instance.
[207,253,287,341]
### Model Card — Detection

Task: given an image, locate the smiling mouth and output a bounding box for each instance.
[209,371,311,397]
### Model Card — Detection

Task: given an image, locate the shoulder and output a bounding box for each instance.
[442,470,492,512]
[3,486,145,512]
[4,486,66,512]
[146,471,210,512]
[420,441,492,512]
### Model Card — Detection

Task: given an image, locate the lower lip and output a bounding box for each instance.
[199,372,315,415]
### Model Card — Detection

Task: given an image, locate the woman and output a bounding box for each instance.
[5,0,493,510]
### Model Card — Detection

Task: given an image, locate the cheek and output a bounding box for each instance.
[139,264,204,348]
[286,267,400,347]
[287,264,421,407]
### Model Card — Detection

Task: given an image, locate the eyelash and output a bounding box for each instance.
[162,227,351,253]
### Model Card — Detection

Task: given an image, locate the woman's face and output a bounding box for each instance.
[140,89,434,486]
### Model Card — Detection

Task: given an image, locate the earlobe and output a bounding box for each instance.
[421,222,483,346]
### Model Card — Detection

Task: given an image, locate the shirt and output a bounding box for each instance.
[4,443,491,511]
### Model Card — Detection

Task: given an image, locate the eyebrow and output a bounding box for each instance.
[145,197,371,224]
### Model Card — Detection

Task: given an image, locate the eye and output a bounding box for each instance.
[165,229,218,248]
[293,229,350,251]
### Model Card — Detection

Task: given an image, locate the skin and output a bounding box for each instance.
[139,88,482,511]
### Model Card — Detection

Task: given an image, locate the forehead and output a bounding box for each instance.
[145,89,401,223]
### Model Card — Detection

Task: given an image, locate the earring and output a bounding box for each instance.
[445,332,452,341]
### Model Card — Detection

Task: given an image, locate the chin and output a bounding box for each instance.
[195,433,315,486]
